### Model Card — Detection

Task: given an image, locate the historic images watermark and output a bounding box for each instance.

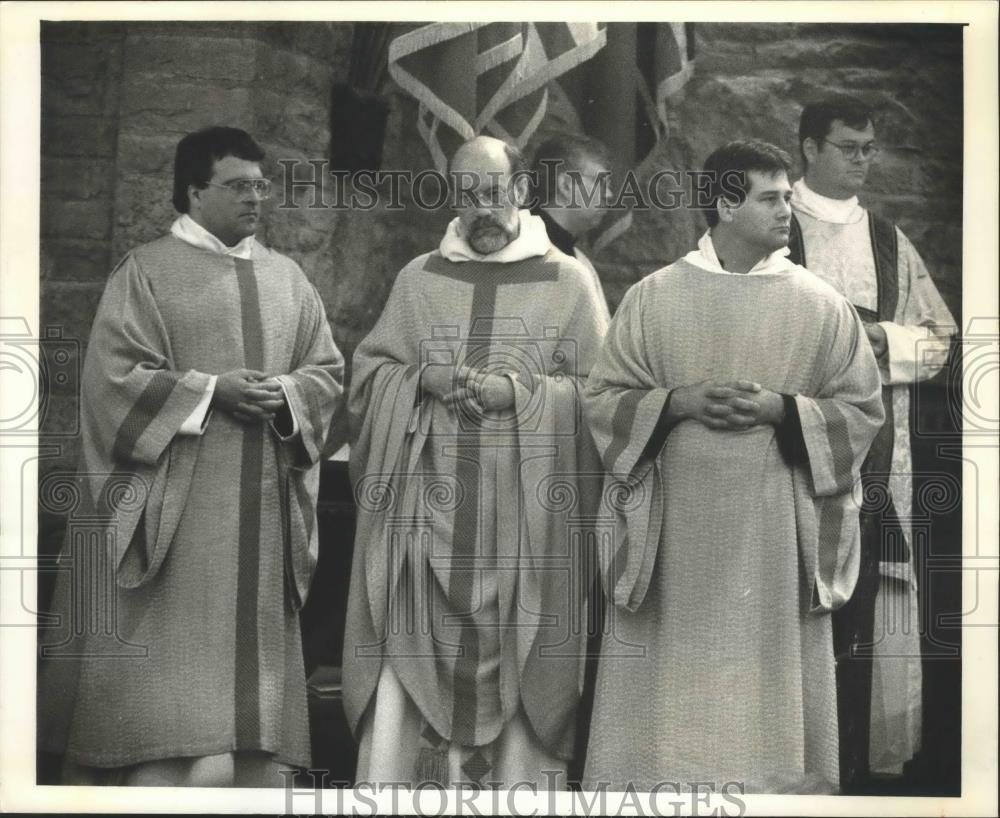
[0,316,80,439]
[281,771,749,816]
[273,159,748,214]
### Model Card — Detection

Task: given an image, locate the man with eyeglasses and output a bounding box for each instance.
[39,126,345,786]
[789,96,956,790]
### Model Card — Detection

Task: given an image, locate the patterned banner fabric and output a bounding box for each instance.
[388,22,607,172]
[589,22,696,254]
[387,22,696,254]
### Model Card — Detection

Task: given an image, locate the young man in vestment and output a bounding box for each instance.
[343,136,609,789]
[790,96,957,788]
[38,127,345,786]
[582,140,885,793]
[530,133,613,322]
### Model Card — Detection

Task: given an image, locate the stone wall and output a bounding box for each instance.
[40,22,124,466]
[591,23,964,316]
[39,21,963,473]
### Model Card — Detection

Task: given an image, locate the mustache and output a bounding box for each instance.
[471,216,506,233]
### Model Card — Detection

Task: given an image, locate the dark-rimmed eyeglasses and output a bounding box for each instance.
[205,178,272,200]
[822,140,880,161]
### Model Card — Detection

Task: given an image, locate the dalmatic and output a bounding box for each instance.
[38,236,344,770]
[581,254,884,792]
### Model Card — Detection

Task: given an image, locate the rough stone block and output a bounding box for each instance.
[41,237,111,282]
[757,37,904,70]
[254,22,353,68]
[111,173,176,258]
[254,46,334,99]
[124,34,256,83]
[41,115,118,159]
[116,132,178,176]
[40,282,103,338]
[41,199,112,241]
[42,42,122,117]
[254,93,330,158]
[665,75,800,173]
[41,157,114,200]
[125,21,258,40]
[697,23,799,46]
[866,151,924,195]
[120,80,253,135]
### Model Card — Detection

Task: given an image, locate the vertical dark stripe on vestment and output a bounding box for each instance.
[448,277,499,743]
[234,257,264,748]
[112,370,180,462]
[818,497,845,595]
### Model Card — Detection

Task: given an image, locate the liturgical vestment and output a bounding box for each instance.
[343,211,608,788]
[790,178,956,778]
[38,229,344,772]
[582,235,884,793]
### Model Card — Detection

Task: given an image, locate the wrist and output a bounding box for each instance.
[492,374,516,410]
[666,386,690,422]
[768,391,787,425]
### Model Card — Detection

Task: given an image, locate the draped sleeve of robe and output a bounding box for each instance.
[342,249,607,760]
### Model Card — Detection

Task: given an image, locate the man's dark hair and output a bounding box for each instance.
[172,126,265,213]
[531,132,611,204]
[702,139,793,227]
[798,95,874,165]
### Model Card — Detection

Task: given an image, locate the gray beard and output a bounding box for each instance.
[469,225,514,254]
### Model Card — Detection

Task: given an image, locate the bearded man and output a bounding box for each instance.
[343,136,609,789]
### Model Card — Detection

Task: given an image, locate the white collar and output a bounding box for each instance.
[791,178,866,225]
[170,213,258,259]
[683,231,794,276]
[438,210,551,263]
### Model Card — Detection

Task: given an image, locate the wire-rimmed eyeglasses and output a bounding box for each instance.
[822,140,881,161]
[205,178,273,200]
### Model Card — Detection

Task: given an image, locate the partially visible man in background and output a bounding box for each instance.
[38,126,344,787]
[790,95,957,789]
[531,133,613,322]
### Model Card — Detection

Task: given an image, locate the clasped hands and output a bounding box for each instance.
[421,364,515,414]
[212,369,286,423]
[669,380,785,431]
